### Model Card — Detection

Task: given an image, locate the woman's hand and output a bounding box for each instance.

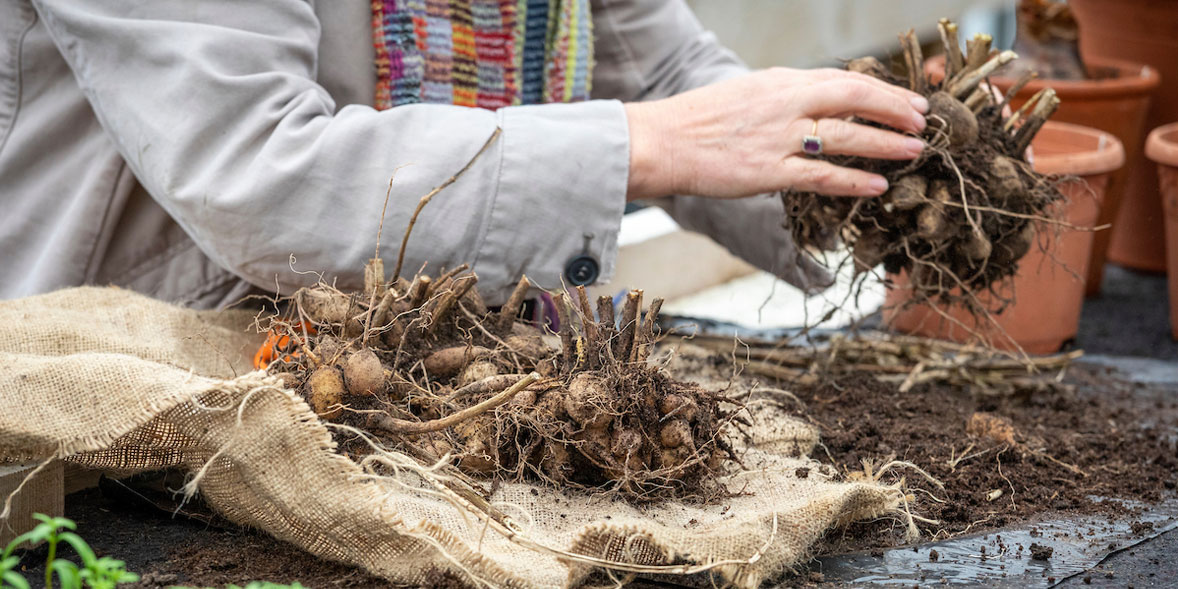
[625,67,931,201]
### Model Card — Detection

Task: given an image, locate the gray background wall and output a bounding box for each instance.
[683,1,1014,69]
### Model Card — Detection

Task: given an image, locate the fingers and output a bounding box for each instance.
[801,118,925,160]
[781,158,889,198]
[808,67,928,106]
[799,79,928,134]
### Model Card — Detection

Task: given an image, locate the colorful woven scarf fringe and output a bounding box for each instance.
[372,0,593,110]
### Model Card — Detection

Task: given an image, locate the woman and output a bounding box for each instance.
[0,0,928,307]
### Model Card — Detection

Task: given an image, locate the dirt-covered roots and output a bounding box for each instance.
[786,21,1065,312]
[259,264,738,502]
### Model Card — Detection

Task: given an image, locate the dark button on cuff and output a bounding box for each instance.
[564,255,600,286]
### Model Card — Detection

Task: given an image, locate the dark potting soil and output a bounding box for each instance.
[787,363,1178,556]
[14,355,1176,588]
[14,485,403,589]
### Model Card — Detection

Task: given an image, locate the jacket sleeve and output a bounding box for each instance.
[591,0,832,291]
[30,0,629,303]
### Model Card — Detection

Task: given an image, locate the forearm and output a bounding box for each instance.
[32,0,630,303]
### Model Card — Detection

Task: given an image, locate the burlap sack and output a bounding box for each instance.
[0,288,907,588]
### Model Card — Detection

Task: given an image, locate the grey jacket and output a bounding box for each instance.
[0,0,826,308]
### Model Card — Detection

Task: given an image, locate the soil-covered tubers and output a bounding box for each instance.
[344,348,386,397]
[658,394,698,422]
[852,229,889,273]
[424,345,491,379]
[277,262,732,502]
[991,223,1037,266]
[459,361,500,387]
[660,420,694,449]
[308,366,346,420]
[885,175,929,211]
[564,373,612,429]
[964,229,993,261]
[926,91,979,147]
[295,288,355,326]
[916,204,948,240]
[988,157,1025,203]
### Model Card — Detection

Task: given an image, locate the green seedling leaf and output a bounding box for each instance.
[49,559,81,589]
[31,514,76,532]
[57,533,96,567]
[2,570,31,589]
[3,531,41,559]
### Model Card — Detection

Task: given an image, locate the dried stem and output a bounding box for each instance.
[899,29,927,94]
[428,274,478,332]
[1012,89,1060,155]
[596,295,616,328]
[634,298,664,364]
[553,292,576,371]
[1004,88,1048,132]
[1000,71,1037,113]
[948,50,1017,98]
[614,290,643,363]
[964,87,991,112]
[938,19,964,81]
[409,275,432,308]
[965,33,993,73]
[368,373,540,435]
[393,127,502,280]
[497,276,531,333]
[429,264,472,296]
[575,286,600,368]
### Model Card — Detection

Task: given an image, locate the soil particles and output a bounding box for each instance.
[786,363,1178,554]
[13,353,1177,588]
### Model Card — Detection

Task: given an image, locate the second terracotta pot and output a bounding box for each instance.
[1070,0,1178,273]
[884,122,1125,354]
[926,55,1159,295]
[1144,122,1178,340]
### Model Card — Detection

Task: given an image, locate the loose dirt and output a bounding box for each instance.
[665,343,1178,557]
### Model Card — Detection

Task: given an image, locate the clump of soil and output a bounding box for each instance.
[260,261,738,502]
[784,20,1064,315]
[1029,542,1054,560]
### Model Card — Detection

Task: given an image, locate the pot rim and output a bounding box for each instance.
[1033,121,1126,176]
[927,55,1160,98]
[1145,122,1178,167]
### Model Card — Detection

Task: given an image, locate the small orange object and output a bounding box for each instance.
[253,322,317,370]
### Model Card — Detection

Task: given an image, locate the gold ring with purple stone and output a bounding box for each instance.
[802,120,823,156]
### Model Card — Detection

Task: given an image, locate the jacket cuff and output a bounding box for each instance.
[656,193,834,294]
[477,100,629,302]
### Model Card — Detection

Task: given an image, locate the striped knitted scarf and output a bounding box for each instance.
[371,0,593,110]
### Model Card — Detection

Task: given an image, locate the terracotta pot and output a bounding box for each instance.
[926,55,1159,295]
[884,122,1125,354]
[1144,122,1178,340]
[1070,0,1178,273]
